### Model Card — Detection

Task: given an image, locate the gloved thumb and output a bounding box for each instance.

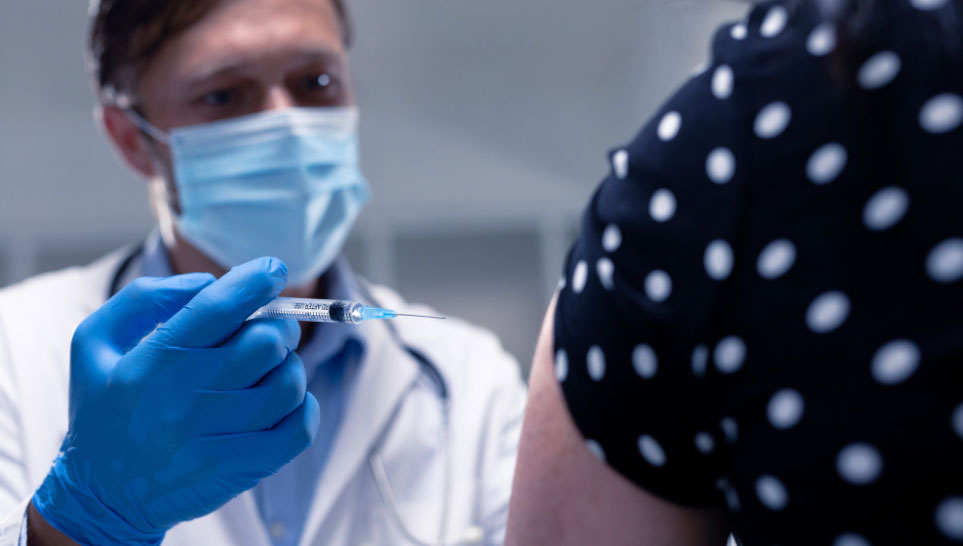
[83,273,216,353]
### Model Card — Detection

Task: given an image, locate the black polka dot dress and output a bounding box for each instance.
[553,1,963,544]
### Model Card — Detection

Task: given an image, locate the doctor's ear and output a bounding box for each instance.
[99,105,160,181]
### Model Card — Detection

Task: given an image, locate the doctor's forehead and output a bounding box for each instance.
[89,0,350,100]
[142,0,346,81]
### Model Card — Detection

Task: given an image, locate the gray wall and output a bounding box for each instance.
[0,0,745,374]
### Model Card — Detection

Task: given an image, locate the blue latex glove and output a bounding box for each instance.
[32,257,321,545]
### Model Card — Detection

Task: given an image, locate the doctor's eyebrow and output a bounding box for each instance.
[185,49,347,88]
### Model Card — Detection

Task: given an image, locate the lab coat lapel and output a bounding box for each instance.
[212,491,273,546]
[297,317,419,546]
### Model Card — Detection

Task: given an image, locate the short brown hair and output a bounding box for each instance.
[88,0,352,101]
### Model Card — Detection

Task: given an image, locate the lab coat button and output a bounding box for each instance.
[270,522,287,539]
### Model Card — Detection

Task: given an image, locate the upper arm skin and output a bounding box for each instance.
[505,296,730,546]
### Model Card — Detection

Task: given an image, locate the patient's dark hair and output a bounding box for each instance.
[88,0,352,100]
[813,0,963,64]
[808,0,963,208]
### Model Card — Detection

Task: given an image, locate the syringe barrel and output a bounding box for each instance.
[248,298,363,323]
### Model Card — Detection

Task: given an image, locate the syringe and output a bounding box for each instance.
[248,298,445,324]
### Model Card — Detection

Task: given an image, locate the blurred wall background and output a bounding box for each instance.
[0,0,744,374]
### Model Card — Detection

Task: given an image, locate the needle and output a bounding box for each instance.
[396,313,447,320]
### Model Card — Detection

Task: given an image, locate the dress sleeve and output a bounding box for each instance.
[553,22,752,507]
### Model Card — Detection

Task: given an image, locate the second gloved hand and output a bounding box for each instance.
[32,257,321,546]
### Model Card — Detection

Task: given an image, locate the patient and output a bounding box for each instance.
[506,0,963,544]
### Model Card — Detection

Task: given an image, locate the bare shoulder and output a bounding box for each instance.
[505,298,729,546]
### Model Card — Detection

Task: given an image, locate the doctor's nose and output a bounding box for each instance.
[263,86,296,112]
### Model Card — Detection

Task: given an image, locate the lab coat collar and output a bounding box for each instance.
[298,311,421,546]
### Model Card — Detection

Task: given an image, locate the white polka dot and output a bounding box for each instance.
[818,0,847,18]
[720,416,739,443]
[871,339,921,385]
[712,65,734,99]
[637,435,666,467]
[911,0,949,10]
[806,291,850,333]
[692,344,709,377]
[714,336,746,374]
[694,432,715,454]
[760,5,788,37]
[757,239,797,279]
[756,475,788,511]
[649,189,677,222]
[858,51,901,90]
[717,477,741,512]
[731,23,747,40]
[602,224,622,252]
[596,258,615,291]
[836,443,883,485]
[587,346,606,381]
[863,187,909,231]
[754,102,792,139]
[558,276,566,291]
[704,239,734,281]
[585,439,606,461]
[706,147,736,184]
[834,533,871,546]
[767,388,805,429]
[613,149,630,179]
[632,344,658,379]
[807,142,848,184]
[936,497,963,540]
[555,348,568,382]
[920,93,963,134]
[645,270,673,302]
[927,238,963,283]
[953,402,963,440]
[658,111,682,141]
[807,23,837,56]
[571,260,588,294]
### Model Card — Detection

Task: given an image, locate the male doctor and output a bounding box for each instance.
[0,0,526,544]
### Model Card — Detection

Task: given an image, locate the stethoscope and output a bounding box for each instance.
[110,246,482,546]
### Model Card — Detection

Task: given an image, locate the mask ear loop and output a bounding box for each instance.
[104,87,172,145]
[109,95,181,249]
[123,107,172,145]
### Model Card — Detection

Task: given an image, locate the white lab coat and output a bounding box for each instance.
[0,248,527,545]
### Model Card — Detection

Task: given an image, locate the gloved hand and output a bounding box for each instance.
[32,257,321,546]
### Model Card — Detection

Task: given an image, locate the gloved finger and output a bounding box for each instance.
[127,317,298,392]
[154,257,288,349]
[193,393,320,480]
[119,343,222,396]
[206,318,301,391]
[189,352,307,436]
[123,312,301,393]
[79,273,215,353]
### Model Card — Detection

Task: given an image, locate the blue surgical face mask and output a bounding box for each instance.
[130,107,370,286]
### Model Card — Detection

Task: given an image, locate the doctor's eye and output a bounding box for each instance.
[292,71,346,105]
[199,88,238,107]
[306,73,334,91]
